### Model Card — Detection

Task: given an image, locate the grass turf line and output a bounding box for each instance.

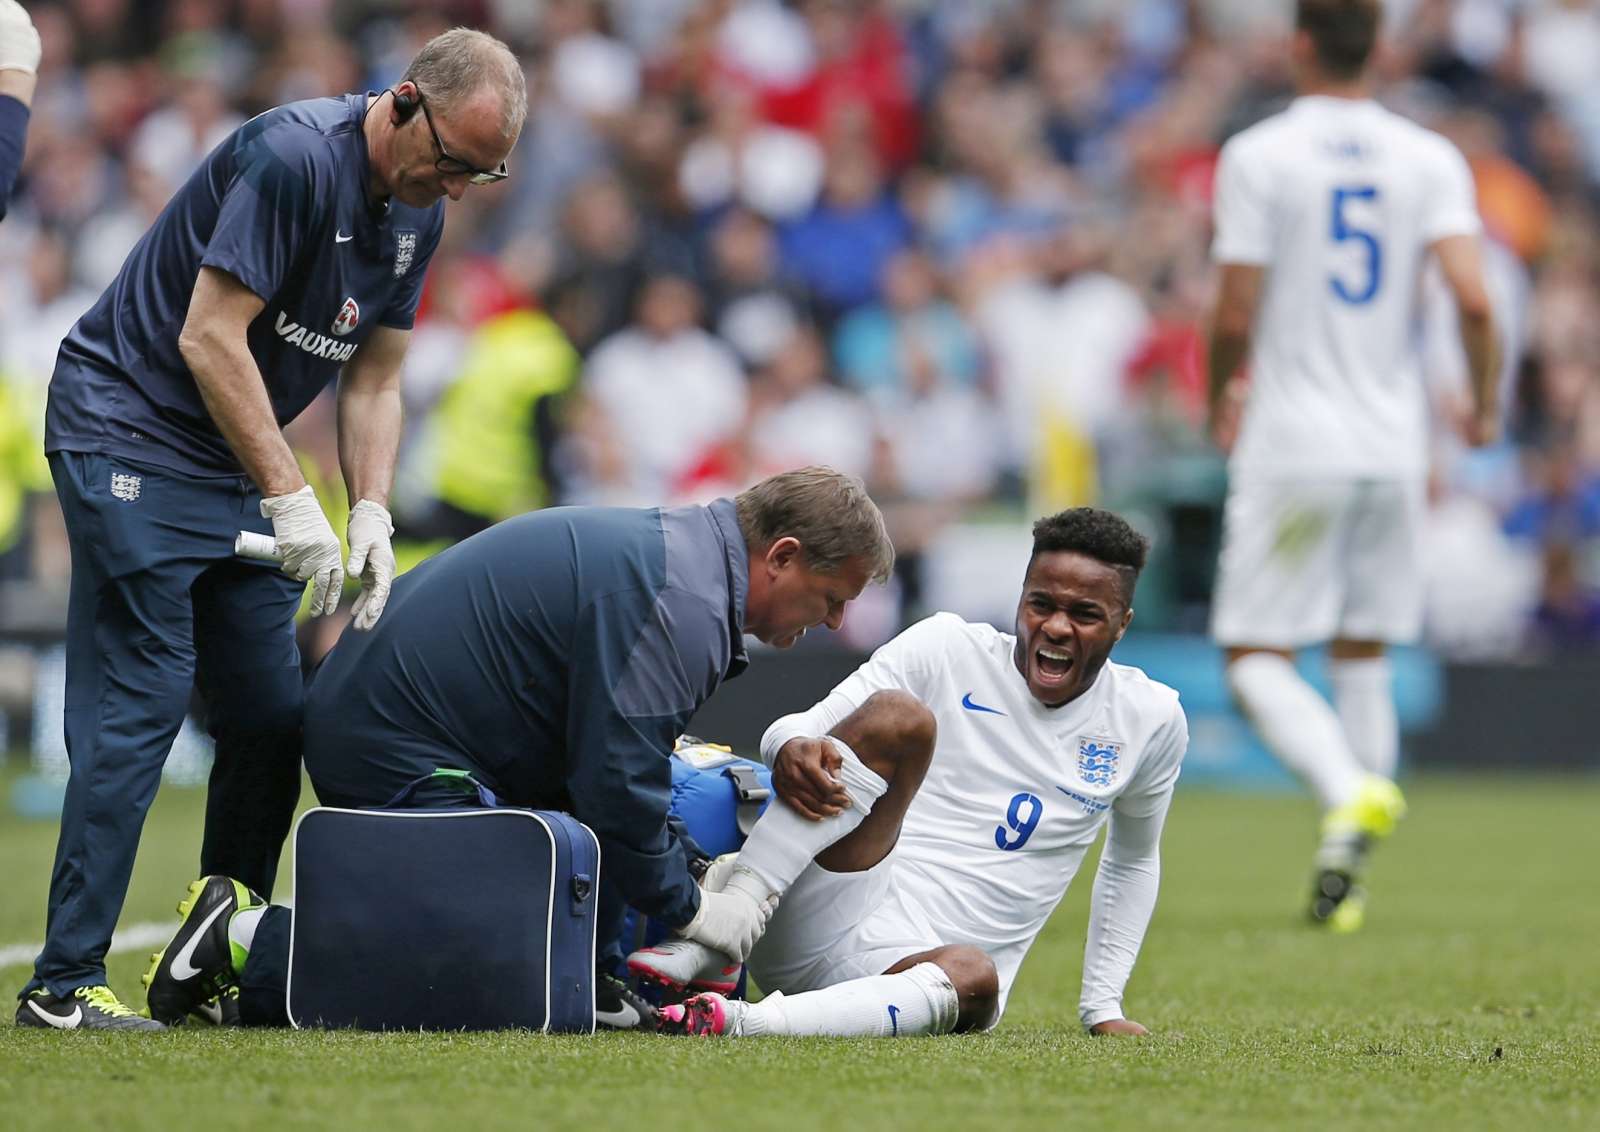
[0,770,1595,1131]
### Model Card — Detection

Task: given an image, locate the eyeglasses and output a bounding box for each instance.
[416,91,508,185]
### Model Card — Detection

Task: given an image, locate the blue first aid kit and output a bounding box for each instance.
[286,772,601,1032]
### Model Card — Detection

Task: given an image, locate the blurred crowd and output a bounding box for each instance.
[3,0,1600,659]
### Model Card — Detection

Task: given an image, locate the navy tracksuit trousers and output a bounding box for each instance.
[26,451,306,997]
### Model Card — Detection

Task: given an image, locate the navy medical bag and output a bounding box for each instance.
[287,775,600,1032]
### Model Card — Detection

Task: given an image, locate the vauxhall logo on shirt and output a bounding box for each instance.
[272,303,360,362]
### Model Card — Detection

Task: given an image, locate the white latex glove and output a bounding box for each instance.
[345,498,395,631]
[700,852,739,894]
[259,485,343,617]
[676,885,773,964]
[0,0,42,75]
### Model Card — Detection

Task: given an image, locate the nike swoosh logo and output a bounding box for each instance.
[335,232,353,243]
[595,1001,642,1028]
[168,901,231,981]
[961,692,1006,716]
[27,1000,83,1029]
[887,1003,900,1036]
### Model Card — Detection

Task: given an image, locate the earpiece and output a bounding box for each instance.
[392,87,418,122]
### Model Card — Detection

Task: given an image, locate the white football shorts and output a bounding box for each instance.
[1210,476,1425,648]
[746,850,943,996]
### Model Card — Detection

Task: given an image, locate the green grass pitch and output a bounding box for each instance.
[1,769,1596,1131]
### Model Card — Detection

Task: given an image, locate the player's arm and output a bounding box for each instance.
[1205,263,1264,447]
[1432,233,1499,445]
[333,326,407,628]
[1080,706,1188,1035]
[179,266,305,495]
[0,0,40,223]
[337,325,406,508]
[563,588,717,926]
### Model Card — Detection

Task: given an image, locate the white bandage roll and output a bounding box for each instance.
[234,530,283,564]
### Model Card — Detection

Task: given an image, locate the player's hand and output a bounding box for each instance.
[345,499,396,631]
[260,485,344,618]
[677,885,773,963]
[1207,378,1246,453]
[773,736,851,820]
[1089,1018,1149,1037]
[0,0,42,76]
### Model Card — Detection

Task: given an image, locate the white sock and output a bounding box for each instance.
[227,905,265,974]
[732,737,888,897]
[1227,653,1363,810]
[743,962,959,1037]
[1329,656,1398,779]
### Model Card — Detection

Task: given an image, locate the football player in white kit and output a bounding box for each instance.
[633,509,1188,1038]
[1205,0,1498,930]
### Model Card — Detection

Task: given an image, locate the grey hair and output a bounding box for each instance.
[400,27,528,141]
[735,467,895,582]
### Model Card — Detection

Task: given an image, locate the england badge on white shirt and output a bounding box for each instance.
[1076,737,1122,787]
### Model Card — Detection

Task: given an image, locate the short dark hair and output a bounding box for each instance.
[1296,0,1380,81]
[1028,508,1149,607]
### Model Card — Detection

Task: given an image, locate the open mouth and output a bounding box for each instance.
[1034,644,1074,686]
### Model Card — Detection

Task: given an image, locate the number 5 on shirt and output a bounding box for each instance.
[1330,184,1382,305]
[995,792,1043,851]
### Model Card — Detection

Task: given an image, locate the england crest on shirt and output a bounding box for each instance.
[109,472,141,502]
[331,298,360,336]
[1076,736,1122,787]
[394,231,417,278]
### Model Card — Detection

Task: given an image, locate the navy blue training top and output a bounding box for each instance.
[45,93,444,477]
[300,500,754,928]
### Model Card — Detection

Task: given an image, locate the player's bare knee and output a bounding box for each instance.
[830,690,936,782]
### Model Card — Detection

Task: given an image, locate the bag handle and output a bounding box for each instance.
[379,767,501,810]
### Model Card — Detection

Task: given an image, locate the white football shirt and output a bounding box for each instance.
[1212,95,1481,478]
[762,612,1188,1021]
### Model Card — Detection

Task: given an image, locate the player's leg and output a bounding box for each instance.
[662,887,981,1039]
[1214,478,1366,811]
[1308,479,1421,927]
[1328,638,1396,777]
[1333,477,1424,781]
[681,940,992,1036]
[139,870,293,1027]
[630,691,934,990]
[18,454,202,1030]
[745,687,938,885]
[192,555,306,899]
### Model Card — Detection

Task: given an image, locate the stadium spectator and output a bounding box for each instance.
[0,0,39,223]
[778,139,909,322]
[140,467,896,1032]
[744,324,876,484]
[16,28,527,1032]
[704,205,808,369]
[573,272,747,504]
[834,248,982,400]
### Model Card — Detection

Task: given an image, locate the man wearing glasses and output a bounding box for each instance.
[18,28,525,1030]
